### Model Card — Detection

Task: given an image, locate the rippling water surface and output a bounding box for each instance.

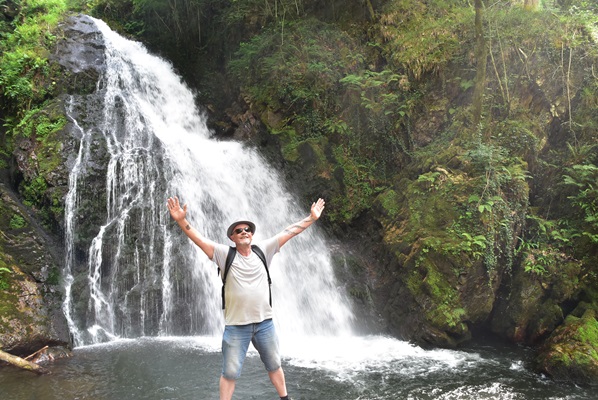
[2,335,597,400]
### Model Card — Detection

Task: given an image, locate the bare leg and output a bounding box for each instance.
[268,367,287,397]
[220,376,236,400]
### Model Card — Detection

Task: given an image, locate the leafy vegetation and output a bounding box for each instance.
[0,1,72,231]
[9,213,26,229]
[0,0,66,118]
[563,163,598,244]
[377,0,472,79]
[0,266,11,291]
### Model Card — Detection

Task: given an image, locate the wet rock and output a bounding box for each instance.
[51,14,106,95]
[535,307,598,385]
[0,186,69,354]
[491,250,582,345]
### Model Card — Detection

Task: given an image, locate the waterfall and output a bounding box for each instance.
[62,18,354,346]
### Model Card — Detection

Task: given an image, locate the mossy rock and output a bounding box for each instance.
[0,186,69,353]
[0,262,67,354]
[536,308,598,385]
[491,247,583,344]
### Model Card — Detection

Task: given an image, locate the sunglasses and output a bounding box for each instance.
[234,227,253,235]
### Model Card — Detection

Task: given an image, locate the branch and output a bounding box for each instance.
[0,349,50,374]
[24,345,49,360]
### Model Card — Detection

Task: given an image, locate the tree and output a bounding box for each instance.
[472,0,487,129]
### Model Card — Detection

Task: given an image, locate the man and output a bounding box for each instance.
[166,196,325,400]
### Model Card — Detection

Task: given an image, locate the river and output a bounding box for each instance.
[1,334,597,399]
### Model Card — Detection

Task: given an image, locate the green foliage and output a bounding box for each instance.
[491,119,542,160]
[340,69,419,158]
[405,128,531,272]
[21,176,48,206]
[0,0,66,117]
[229,19,359,123]
[12,106,66,138]
[515,211,579,277]
[518,240,551,275]
[464,141,530,198]
[329,145,381,222]
[86,0,135,29]
[563,163,598,243]
[9,213,27,229]
[459,232,488,258]
[46,266,60,285]
[0,267,11,291]
[228,18,401,222]
[377,0,472,79]
[340,70,406,116]
[416,171,442,190]
[376,189,401,218]
[219,0,306,27]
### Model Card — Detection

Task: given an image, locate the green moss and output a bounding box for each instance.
[406,253,465,329]
[0,266,11,291]
[577,312,598,345]
[542,309,598,370]
[0,253,17,316]
[376,189,401,219]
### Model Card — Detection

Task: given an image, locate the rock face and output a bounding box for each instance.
[0,14,107,355]
[51,14,106,95]
[0,186,69,354]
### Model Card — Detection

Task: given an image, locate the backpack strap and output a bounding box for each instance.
[220,245,272,310]
[220,246,237,310]
[251,245,272,308]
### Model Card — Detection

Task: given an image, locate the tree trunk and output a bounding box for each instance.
[365,0,375,20]
[472,0,487,129]
[0,349,50,374]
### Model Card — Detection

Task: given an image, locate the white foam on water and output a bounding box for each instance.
[280,335,484,380]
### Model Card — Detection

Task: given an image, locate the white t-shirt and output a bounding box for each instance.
[212,237,280,325]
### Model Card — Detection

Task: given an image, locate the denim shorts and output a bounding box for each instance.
[221,318,281,380]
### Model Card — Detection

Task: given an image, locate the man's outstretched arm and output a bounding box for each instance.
[275,198,325,248]
[167,196,217,259]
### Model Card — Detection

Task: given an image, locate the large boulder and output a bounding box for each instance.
[535,306,598,385]
[491,248,583,344]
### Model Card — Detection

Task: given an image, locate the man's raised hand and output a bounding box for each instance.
[167,196,187,222]
[310,198,325,221]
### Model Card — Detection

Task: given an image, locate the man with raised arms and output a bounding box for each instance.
[167,196,325,400]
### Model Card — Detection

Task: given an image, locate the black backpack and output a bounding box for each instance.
[219,245,272,310]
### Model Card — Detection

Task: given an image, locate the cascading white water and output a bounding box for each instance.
[62,18,354,346]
